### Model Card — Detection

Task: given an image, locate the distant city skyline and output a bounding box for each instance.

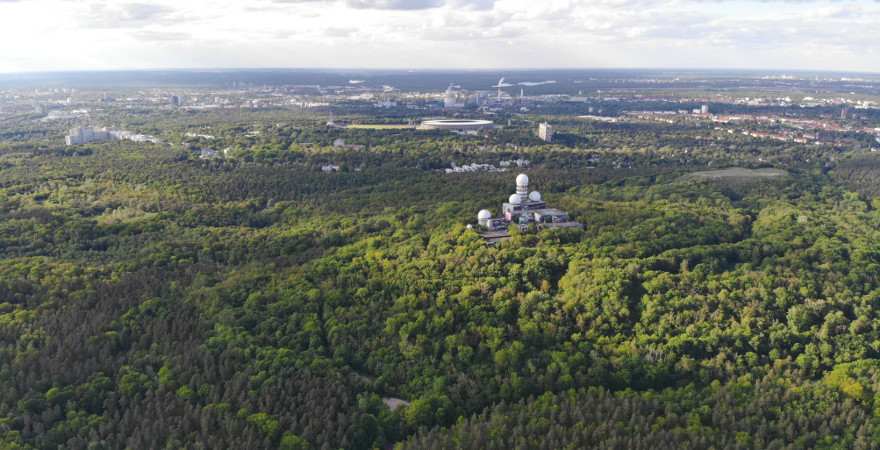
[1,0,879,74]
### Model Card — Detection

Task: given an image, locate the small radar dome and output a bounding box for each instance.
[478,209,492,220]
[529,191,542,202]
[516,173,529,187]
[509,194,522,204]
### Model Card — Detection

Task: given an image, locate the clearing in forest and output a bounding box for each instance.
[686,167,788,182]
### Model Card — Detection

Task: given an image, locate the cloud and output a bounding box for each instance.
[78,2,180,28]
[421,24,526,41]
[273,0,329,2]
[324,26,356,37]
[450,0,495,9]
[271,0,494,8]
[130,30,191,41]
[1,0,879,72]
[345,0,444,9]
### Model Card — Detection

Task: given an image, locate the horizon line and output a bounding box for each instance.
[2,66,880,77]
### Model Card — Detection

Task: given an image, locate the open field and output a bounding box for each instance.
[345,123,416,130]
[686,167,789,180]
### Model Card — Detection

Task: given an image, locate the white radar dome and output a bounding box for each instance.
[516,173,529,187]
[529,191,542,202]
[509,194,522,204]
[478,209,492,220]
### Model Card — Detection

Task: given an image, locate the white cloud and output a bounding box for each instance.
[130,30,192,41]
[346,0,445,9]
[0,0,878,72]
[77,2,181,28]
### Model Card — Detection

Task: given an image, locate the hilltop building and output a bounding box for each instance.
[476,173,582,245]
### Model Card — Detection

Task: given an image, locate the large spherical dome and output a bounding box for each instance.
[509,194,522,204]
[516,173,529,187]
[529,191,542,202]
[478,209,492,220]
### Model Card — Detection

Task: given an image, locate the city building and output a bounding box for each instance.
[65,127,111,145]
[475,173,582,245]
[198,148,219,159]
[326,112,345,128]
[169,95,181,107]
[65,126,160,146]
[443,85,465,109]
[333,138,365,150]
[701,104,710,115]
[538,122,554,142]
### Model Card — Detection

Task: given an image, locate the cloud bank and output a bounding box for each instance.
[0,0,878,72]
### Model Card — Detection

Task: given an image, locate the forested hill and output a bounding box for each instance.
[3,138,880,449]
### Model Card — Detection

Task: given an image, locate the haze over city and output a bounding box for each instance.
[1,0,879,73]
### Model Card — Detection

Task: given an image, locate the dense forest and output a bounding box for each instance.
[2,110,880,449]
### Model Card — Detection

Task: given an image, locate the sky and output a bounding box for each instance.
[0,0,878,73]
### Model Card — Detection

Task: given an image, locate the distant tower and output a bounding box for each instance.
[538,122,554,143]
[169,95,181,107]
[701,104,709,115]
[840,106,849,120]
[493,77,506,101]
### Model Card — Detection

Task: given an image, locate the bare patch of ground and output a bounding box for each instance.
[382,397,410,411]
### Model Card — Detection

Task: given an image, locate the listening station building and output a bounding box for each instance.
[475,173,582,244]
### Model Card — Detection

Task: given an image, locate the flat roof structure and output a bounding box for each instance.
[542,221,583,229]
[532,208,567,216]
[480,229,511,246]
